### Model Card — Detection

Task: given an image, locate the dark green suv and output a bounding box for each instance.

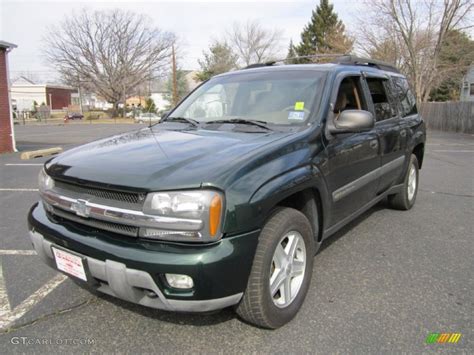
[28,56,425,329]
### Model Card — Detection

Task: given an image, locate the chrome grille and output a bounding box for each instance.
[54,180,145,209]
[51,206,139,237]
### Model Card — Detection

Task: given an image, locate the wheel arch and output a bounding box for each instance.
[275,188,324,243]
[413,143,424,169]
[248,165,330,244]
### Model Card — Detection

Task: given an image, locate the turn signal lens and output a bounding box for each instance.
[209,194,222,237]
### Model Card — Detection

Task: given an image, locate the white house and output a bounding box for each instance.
[10,77,77,110]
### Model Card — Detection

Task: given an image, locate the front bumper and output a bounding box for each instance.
[28,202,259,312]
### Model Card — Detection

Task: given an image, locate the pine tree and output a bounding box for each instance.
[286,40,298,64]
[295,0,352,62]
[195,41,238,82]
[165,70,189,106]
[429,30,474,101]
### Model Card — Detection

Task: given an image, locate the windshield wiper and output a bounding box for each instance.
[164,116,200,127]
[205,118,272,131]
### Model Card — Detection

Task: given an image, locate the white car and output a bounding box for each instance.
[135,113,161,124]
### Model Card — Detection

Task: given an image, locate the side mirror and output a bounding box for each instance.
[329,110,374,134]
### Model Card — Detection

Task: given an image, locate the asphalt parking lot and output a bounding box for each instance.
[0,124,472,353]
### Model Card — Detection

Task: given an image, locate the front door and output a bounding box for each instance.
[324,74,381,225]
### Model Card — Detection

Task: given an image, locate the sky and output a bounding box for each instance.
[0,0,360,82]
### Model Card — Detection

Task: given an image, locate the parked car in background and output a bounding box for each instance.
[64,112,84,120]
[135,112,161,124]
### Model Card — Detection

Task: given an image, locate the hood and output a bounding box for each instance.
[46,126,291,191]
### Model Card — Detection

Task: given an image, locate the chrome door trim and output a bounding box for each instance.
[332,156,405,202]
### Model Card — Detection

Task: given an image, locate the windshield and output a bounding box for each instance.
[170,70,327,126]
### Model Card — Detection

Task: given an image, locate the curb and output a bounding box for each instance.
[20,147,63,160]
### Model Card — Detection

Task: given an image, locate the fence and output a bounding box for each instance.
[420,101,474,134]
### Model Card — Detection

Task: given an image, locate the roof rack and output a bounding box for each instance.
[243,54,400,73]
[333,55,400,73]
[243,62,277,69]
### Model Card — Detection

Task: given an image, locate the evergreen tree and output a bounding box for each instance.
[295,0,352,62]
[286,40,298,64]
[144,97,156,113]
[429,30,474,102]
[195,41,238,82]
[165,69,189,106]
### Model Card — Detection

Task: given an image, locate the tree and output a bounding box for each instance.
[357,0,473,102]
[227,20,283,66]
[43,9,175,114]
[195,41,238,82]
[144,97,157,113]
[165,69,189,106]
[295,0,353,62]
[286,40,298,64]
[429,30,474,101]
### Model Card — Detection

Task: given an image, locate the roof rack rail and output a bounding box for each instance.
[244,62,277,69]
[243,54,346,69]
[333,55,400,73]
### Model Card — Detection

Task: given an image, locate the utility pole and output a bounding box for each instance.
[78,86,83,114]
[172,44,178,106]
[77,76,83,114]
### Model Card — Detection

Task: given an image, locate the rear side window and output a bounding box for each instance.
[391,77,417,117]
[366,78,397,121]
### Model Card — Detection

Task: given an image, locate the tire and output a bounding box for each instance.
[388,154,419,210]
[236,207,315,329]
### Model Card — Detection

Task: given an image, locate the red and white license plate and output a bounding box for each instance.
[52,247,87,281]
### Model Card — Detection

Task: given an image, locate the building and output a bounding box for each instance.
[10,79,77,111]
[79,93,113,111]
[460,65,474,102]
[0,40,17,153]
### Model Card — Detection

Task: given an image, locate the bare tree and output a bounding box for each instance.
[227,20,283,66]
[43,9,175,113]
[357,0,473,102]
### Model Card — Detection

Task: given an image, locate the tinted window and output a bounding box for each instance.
[391,77,417,117]
[366,78,397,121]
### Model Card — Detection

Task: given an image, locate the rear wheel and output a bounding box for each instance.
[236,207,314,329]
[388,154,419,210]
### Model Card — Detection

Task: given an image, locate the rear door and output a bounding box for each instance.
[363,74,407,193]
[324,73,381,224]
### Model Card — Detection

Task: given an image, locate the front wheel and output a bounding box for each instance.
[236,207,314,329]
[388,154,419,210]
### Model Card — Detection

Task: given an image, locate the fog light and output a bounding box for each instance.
[165,273,194,289]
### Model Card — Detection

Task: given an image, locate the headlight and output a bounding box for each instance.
[142,190,224,242]
[38,168,54,192]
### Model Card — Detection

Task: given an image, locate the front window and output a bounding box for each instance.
[170,70,326,126]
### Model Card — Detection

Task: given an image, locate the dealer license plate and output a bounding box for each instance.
[52,247,87,281]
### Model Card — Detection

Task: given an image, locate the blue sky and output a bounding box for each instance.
[1,0,359,80]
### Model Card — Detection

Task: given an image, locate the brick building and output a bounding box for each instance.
[0,40,17,153]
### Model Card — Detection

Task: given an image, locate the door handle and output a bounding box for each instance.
[369,140,378,149]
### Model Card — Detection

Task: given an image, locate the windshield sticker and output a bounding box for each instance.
[294,102,305,111]
[288,111,305,121]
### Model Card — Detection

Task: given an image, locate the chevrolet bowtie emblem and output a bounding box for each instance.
[71,199,91,218]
